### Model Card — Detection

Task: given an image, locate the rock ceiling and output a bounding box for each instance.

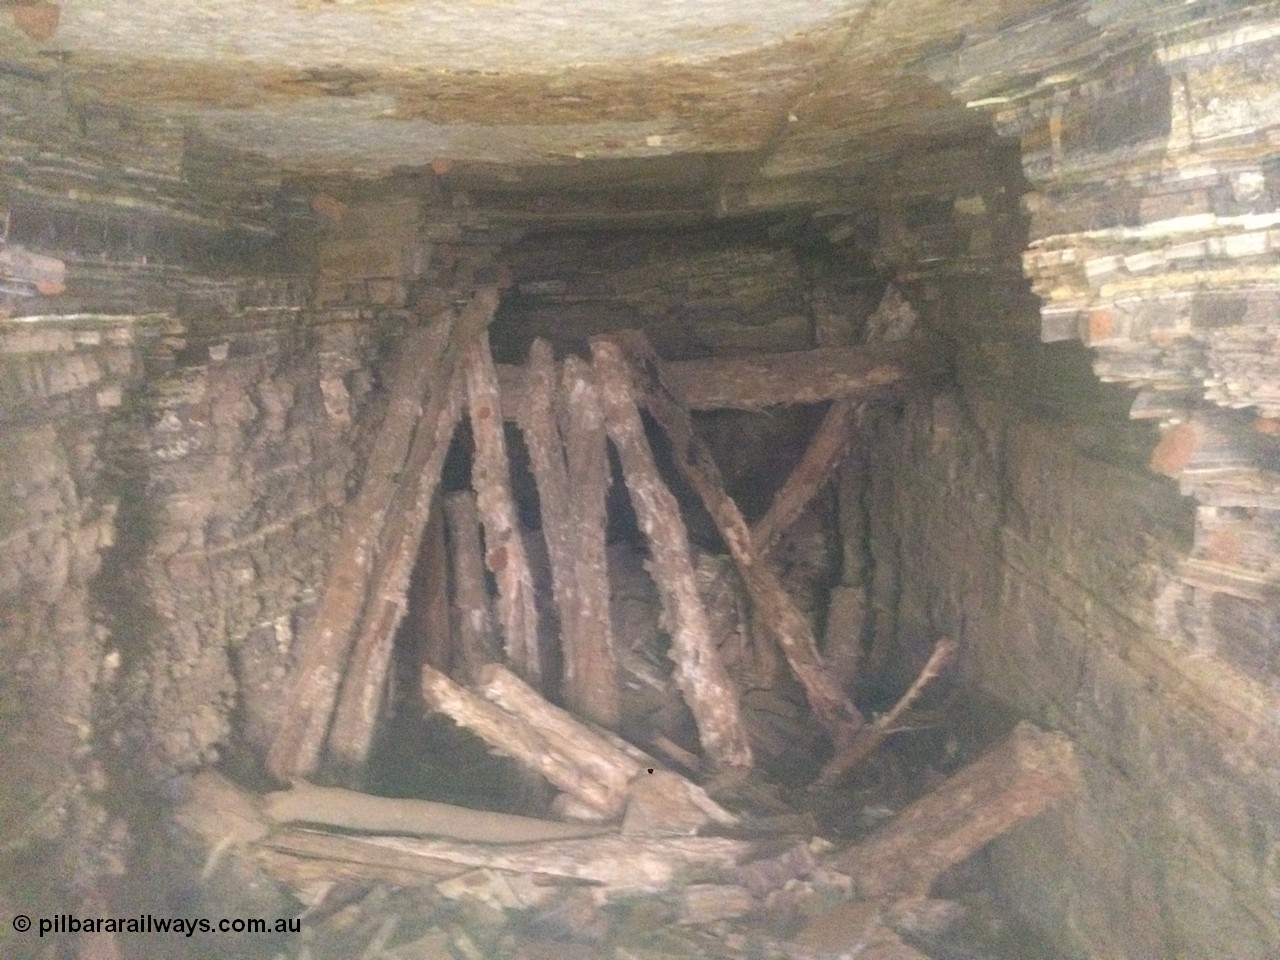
[0,0,1072,225]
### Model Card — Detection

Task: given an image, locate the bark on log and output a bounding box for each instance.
[590,339,753,771]
[421,665,621,814]
[262,782,613,843]
[268,290,497,782]
[495,340,943,413]
[513,339,579,689]
[832,722,1081,900]
[327,364,467,775]
[464,331,542,687]
[474,663,639,809]
[556,355,620,727]
[474,664,736,830]
[753,399,858,558]
[604,332,864,749]
[444,490,499,681]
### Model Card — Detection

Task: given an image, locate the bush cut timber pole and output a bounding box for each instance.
[495,339,944,415]
[556,355,619,728]
[463,330,542,688]
[327,364,468,776]
[443,490,499,682]
[604,332,865,749]
[833,721,1082,900]
[267,287,498,781]
[590,338,754,771]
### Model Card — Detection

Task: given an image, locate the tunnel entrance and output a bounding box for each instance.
[171,249,1080,960]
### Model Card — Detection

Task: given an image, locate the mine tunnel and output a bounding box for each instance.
[2,3,1279,959]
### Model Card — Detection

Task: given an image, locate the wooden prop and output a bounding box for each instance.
[753,398,858,558]
[832,721,1081,900]
[267,287,498,781]
[603,331,864,749]
[463,330,542,687]
[443,490,499,681]
[589,338,754,771]
[514,341,620,727]
[495,340,943,413]
[327,364,467,774]
[556,354,620,727]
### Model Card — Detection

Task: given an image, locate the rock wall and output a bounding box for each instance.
[0,316,142,900]
[0,273,416,936]
[843,175,1280,960]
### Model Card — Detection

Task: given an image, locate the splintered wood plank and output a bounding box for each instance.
[514,340,619,726]
[753,399,859,558]
[266,316,454,782]
[420,665,621,813]
[833,722,1082,900]
[557,355,619,728]
[590,338,753,771]
[327,363,467,775]
[443,490,500,682]
[464,331,542,687]
[495,340,942,413]
[605,332,864,749]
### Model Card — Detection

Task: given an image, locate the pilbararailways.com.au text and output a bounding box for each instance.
[22,914,301,938]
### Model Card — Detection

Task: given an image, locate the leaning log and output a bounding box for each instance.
[832,722,1082,900]
[496,339,944,413]
[474,663,639,809]
[327,362,467,775]
[267,288,498,782]
[443,490,500,682]
[463,331,542,687]
[514,341,619,727]
[590,338,754,771]
[605,332,864,749]
[555,355,620,728]
[473,664,736,830]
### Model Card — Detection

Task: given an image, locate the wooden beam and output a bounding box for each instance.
[496,340,943,413]
[421,665,622,814]
[513,340,618,727]
[266,287,498,782]
[590,338,754,771]
[463,330,542,687]
[327,364,467,776]
[556,355,619,728]
[443,490,499,682]
[833,722,1081,900]
[474,663,639,812]
[605,332,865,749]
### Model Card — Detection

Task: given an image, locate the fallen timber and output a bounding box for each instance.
[175,723,1079,958]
